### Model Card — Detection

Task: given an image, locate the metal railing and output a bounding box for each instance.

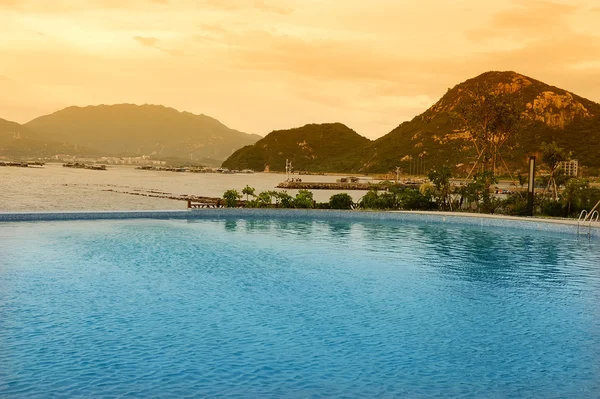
[578,209,599,237]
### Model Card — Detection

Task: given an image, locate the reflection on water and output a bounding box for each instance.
[1,218,599,398]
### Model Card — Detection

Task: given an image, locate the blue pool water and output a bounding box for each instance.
[1,217,599,398]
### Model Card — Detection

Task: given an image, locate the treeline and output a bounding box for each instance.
[223,162,600,217]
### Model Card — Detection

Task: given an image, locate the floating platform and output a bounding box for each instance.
[63,163,106,170]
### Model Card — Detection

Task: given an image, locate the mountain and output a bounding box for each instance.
[0,118,98,158]
[223,71,600,174]
[24,104,261,160]
[221,123,370,172]
[348,71,600,173]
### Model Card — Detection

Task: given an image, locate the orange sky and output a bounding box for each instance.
[1,0,599,138]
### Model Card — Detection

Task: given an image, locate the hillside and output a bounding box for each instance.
[349,71,600,173]
[24,104,261,160]
[222,123,371,172]
[0,118,98,158]
[224,71,600,174]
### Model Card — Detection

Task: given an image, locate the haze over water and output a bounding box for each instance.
[0,164,366,212]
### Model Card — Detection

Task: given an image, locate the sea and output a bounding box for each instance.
[0,163,369,212]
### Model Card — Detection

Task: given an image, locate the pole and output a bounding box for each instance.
[526,156,536,216]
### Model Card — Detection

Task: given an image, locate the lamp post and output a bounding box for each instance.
[526,156,536,216]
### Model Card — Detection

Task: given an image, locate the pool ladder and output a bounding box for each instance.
[577,209,599,237]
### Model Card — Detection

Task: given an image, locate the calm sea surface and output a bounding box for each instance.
[0,164,367,211]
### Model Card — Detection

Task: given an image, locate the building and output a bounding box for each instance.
[559,159,578,177]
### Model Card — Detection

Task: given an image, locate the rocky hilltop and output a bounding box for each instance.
[23,104,261,161]
[221,123,370,172]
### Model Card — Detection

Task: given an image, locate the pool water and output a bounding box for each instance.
[1,217,599,398]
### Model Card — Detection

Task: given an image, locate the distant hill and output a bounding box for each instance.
[222,123,371,172]
[347,71,600,173]
[0,118,98,158]
[24,104,261,160]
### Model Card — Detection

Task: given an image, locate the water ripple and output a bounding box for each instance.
[1,218,599,398]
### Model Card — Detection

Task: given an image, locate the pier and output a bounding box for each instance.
[277,181,423,190]
[277,181,377,190]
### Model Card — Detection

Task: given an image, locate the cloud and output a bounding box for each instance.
[466,1,577,42]
[133,36,184,56]
[134,36,159,47]
[225,30,462,87]
[200,0,292,14]
[253,0,292,15]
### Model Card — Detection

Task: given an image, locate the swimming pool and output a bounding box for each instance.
[1,213,599,397]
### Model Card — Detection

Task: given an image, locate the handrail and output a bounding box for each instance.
[578,209,599,237]
[582,199,600,223]
[578,210,588,236]
[589,210,599,236]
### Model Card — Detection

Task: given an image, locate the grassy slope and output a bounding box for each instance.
[222,123,371,172]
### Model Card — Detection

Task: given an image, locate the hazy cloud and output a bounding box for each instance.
[253,0,292,15]
[1,0,599,138]
[466,1,577,42]
[133,36,184,56]
[134,36,159,47]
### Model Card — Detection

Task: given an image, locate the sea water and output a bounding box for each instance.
[0,164,366,211]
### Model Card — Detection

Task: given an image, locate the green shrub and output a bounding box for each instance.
[329,193,354,209]
[541,200,565,217]
[398,189,434,210]
[499,192,528,216]
[293,189,314,208]
[223,189,241,207]
[274,191,294,208]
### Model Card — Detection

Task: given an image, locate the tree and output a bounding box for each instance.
[428,166,453,210]
[293,189,314,208]
[223,189,241,207]
[329,193,354,209]
[472,171,499,213]
[242,185,255,201]
[453,84,522,178]
[562,178,589,215]
[273,191,294,208]
[541,141,569,200]
[517,172,527,189]
[256,191,273,207]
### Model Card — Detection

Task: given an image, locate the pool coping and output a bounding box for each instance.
[0,208,598,239]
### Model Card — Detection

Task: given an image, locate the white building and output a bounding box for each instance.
[559,159,578,177]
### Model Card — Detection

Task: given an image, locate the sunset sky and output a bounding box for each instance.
[1,0,599,138]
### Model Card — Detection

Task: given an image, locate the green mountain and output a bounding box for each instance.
[223,71,600,174]
[350,71,600,174]
[0,118,98,158]
[221,123,370,172]
[24,104,261,160]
